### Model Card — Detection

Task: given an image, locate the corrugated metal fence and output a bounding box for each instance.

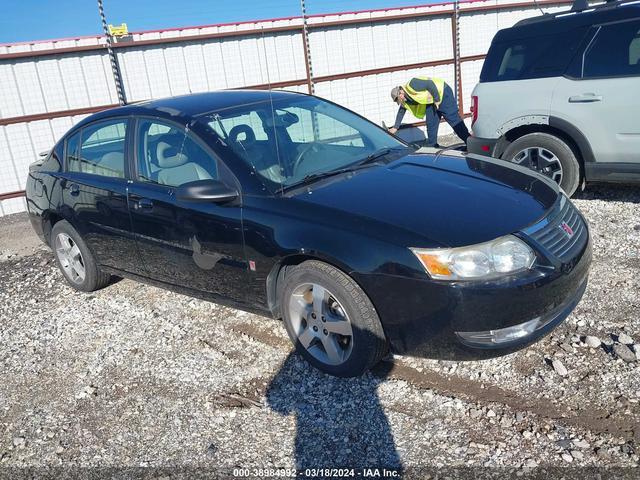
[0,0,572,215]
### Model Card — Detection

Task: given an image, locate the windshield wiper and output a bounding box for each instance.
[282,164,375,192]
[297,167,358,187]
[280,147,409,193]
[357,146,411,166]
[359,148,392,165]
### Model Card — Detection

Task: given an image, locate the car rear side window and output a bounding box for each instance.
[480,28,588,82]
[65,132,81,172]
[581,20,640,78]
[136,119,220,188]
[68,120,127,178]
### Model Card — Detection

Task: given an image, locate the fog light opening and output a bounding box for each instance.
[456,317,543,346]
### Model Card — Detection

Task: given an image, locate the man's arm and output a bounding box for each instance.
[390,106,406,133]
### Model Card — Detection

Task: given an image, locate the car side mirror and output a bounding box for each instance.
[176,179,238,204]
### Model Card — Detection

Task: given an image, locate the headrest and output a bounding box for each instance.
[156,138,188,168]
[229,124,256,145]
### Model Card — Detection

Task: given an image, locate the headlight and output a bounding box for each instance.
[411,235,536,281]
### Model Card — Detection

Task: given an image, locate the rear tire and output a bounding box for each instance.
[280,260,387,377]
[502,132,581,196]
[51,220,111,292]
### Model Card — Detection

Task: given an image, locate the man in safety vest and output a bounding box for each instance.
[389,76,469,147]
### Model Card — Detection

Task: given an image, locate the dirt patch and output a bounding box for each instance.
[379,360,640,442]
[0,212,46,260]
[232,318,640,442]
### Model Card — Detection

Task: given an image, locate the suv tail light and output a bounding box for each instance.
[471,95,478,126]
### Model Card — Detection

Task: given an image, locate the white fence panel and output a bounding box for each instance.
[0,0,573,214]
[0,64,27,117]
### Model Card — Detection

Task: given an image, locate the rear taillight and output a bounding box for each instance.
[471,95,478,126]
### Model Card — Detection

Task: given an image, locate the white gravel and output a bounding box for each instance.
[0,182,639,475]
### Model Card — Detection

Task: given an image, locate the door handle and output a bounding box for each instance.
[568,93,603,103]
[69,183,80,196]
[134,198,154,210]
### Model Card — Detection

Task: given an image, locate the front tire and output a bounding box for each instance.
[502,132,581,196]
[280,261,387,377]
[51,220,111,292]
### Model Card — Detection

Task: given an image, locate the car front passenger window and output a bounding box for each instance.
[137,120,219,188]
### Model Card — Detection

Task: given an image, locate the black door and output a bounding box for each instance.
[60,118,144,275]
[127,118,248,303]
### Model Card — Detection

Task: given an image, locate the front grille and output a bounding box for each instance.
[523,196,588,261]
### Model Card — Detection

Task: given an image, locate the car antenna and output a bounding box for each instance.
[260,26,285,183]
[532,0,547,14]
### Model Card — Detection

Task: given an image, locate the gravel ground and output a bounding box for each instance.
[0,183,639,478]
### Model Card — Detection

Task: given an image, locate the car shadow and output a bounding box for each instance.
[573,184,640,203]
[266,348,402,471]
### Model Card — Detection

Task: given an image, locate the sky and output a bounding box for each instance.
[0,0,443,44]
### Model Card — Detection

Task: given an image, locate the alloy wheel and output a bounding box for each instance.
[55,233,86,284]
[288,283,354,366]
[511,147,563,184]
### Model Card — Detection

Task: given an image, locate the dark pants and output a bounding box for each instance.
[425,83,469,147]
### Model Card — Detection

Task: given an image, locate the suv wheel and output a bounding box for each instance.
[502,133,581,196]
[51,220,112,292]
[280,260,387,377]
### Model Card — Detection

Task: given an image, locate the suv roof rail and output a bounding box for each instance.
[516,0,638,26]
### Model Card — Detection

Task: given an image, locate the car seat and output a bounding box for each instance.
[228,124,284,183]
[155,135,212,186]
[98,152,125,178]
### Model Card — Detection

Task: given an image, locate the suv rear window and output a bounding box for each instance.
[480,28,587,82]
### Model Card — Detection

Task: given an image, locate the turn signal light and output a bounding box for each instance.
[413,252,452,276]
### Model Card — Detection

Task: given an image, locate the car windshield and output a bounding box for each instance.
[196,95,409,191]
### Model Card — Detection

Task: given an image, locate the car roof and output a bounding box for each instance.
[495,0,639,42]
[75,89,306,128]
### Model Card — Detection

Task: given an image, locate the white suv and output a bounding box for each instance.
[468,0,640,196]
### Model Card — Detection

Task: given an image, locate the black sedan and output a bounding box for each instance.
[26,90,591,377]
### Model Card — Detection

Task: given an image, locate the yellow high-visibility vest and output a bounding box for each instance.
[402,76,446,119]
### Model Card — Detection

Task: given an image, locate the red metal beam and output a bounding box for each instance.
[0,0,551,49]
[405,111,473,128]
[0,25,303,61]
[0,104,120,127]
[0,190,25,201]
[242,79,308,90]
[0,53,486,127]
[312,0,569,29]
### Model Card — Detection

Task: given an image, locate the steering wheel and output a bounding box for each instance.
[292,143,321,176]
[228,124,256,149]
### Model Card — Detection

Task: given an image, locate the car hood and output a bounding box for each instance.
[289,151,559,248]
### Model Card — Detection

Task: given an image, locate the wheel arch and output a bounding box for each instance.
[266,253,360,320]
[496,119,595,177]
[41,210,65,246]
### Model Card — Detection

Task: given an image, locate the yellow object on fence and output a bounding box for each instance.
[108,23,128,37]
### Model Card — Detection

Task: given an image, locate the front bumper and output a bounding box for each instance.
[353,234,591,360]
[455,276,587,349]
[467,135,498,157]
